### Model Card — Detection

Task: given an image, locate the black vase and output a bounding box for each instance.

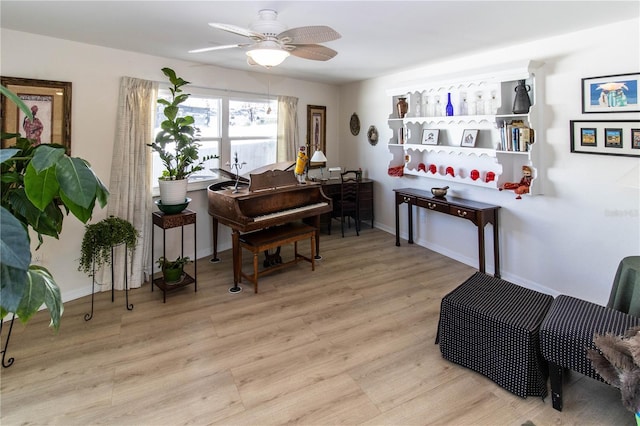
[513,80,532,114]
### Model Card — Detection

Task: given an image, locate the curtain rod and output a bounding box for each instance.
[151,78,274,98]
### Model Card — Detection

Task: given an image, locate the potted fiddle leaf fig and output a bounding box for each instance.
[148,67,217,207]
[1,84,109,331]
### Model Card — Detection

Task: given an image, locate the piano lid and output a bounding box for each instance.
[208,160,297,192]
[210,160,295,184]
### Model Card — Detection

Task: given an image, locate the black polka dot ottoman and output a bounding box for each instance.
[437,272,553,398]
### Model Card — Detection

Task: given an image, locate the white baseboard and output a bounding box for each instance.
[376,223,559,297]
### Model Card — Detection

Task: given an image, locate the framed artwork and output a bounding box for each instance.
[570,120,640,157]
[581,73,639,113]
[306,104,326,168]
[604,128,623,148]
[632,129,640,149]
[1,76,72,153]
[460,129,478,147]
[580,128,597,146]
[421,129,439,145]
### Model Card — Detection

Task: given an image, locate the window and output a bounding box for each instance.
[229,99,277,172]
[152,87,277,188]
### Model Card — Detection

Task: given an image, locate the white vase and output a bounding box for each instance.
[158,179,188,205]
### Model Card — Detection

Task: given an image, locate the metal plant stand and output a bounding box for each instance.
[85,243,133,321]
[1,313,16,368]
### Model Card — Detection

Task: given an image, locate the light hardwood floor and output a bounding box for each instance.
[0,228,631,425]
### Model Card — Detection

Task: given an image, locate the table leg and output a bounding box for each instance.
[477,222,486,274]
[407,201,414,244]
[395,195,401,246]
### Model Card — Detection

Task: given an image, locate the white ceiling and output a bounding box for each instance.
[1,1,638,85]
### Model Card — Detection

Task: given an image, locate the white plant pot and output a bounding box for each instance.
[158,179,188,205]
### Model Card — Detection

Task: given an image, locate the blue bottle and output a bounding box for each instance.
[446,93,454,116]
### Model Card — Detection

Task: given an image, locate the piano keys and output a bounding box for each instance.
[207,164,332,291]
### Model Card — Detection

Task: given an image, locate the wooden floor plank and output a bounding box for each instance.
[0,227,631,425]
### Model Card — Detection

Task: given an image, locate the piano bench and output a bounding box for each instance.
[238,222,317,293]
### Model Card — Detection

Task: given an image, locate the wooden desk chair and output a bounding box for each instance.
[328,170,360,237]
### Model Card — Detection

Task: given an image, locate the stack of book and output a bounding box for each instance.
[499,120,534,152]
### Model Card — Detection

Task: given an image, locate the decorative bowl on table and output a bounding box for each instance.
[431,187,449,198]
[155,197,191,215]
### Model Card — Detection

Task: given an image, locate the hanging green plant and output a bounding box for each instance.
[78,216,139,276]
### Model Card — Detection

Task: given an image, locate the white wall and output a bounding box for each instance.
[1,29,340,302]
[3,18,639,308]
[338,18,640,304]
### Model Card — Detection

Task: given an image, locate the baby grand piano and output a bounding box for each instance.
[207,162,332,291]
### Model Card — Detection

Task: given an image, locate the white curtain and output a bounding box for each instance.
[276,96,299,161]
[101,77,158,290]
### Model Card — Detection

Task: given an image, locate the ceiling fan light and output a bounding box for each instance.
[247,48,290,67]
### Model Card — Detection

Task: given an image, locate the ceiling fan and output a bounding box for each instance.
[189,9,341,67]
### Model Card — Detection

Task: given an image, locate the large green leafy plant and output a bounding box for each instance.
[148,67,216,180]
[0,85,108,330]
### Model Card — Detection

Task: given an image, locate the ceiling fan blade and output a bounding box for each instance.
[189,44,247,54]
[289,44,338,61]
[278,26,341,45]
[208,23,265,40]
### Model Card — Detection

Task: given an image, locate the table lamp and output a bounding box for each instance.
[310,150,328,181]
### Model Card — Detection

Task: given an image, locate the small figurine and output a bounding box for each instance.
[294,146,308,184]
[500,165,532,199]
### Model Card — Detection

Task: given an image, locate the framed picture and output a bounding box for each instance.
[570,120,640,157]
[604,128,623,148]
[581,73,639,113]
[580,128,597,146]
[306,105,326,168]
[460,129,478,147]
[421,129,439,145]
[632,129,640,149]
[1,76,72,153]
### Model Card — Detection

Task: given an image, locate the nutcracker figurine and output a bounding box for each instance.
[294,146,308,184]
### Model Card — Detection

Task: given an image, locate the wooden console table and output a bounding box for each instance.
[394,188,501,277]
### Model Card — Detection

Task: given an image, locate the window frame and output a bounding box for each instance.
[151,85,277,193]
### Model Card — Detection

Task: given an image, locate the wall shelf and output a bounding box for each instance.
[386,60,544,196]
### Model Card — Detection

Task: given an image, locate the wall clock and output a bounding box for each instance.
[367,125,379,146]
[350,113,360,136]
